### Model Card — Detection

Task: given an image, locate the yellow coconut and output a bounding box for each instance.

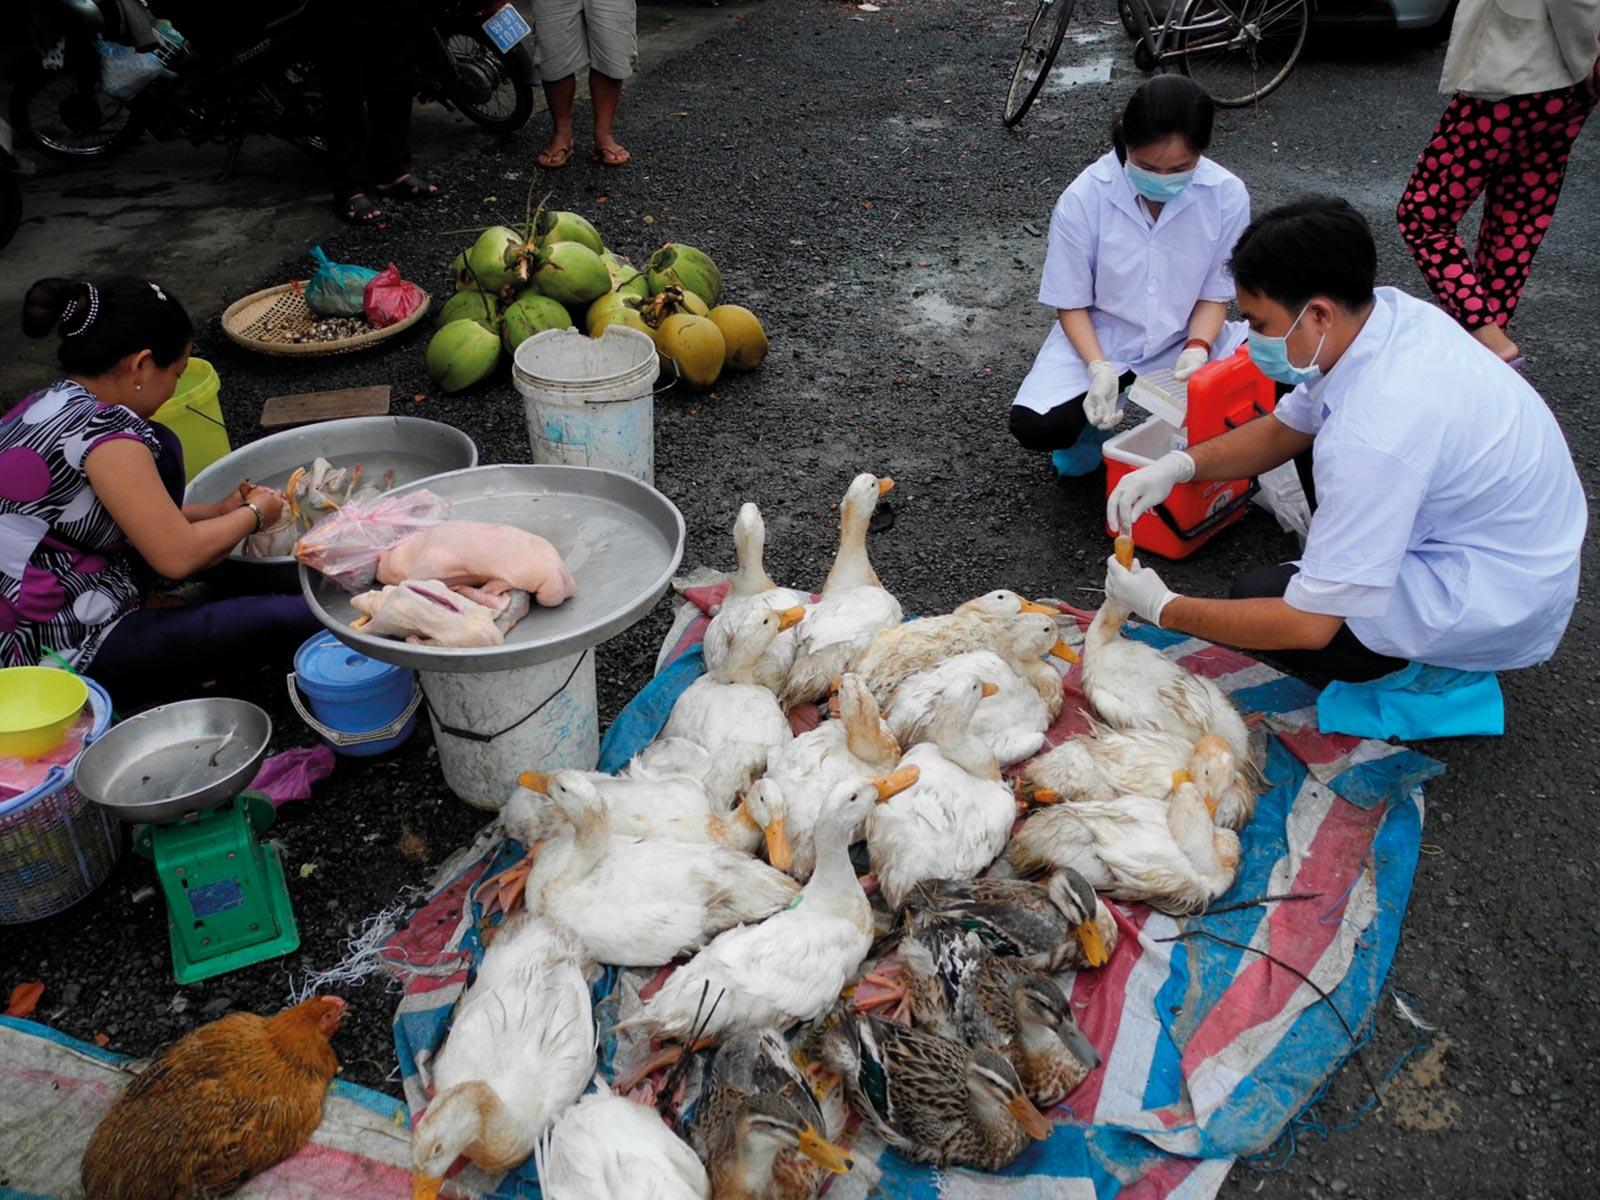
[655,313,726,390]
[591,302,653,339]
[708,305,768,370]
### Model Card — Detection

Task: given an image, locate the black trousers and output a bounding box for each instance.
[322,0,420,198]
[1230,563,1406,683]
[1008,370,1137,452]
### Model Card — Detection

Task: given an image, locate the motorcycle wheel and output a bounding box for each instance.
[0,169,21,251]
[10,69,144,161]
[441,32,534,134]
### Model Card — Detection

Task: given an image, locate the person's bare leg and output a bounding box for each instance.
[1471,322,1520,363]
[590,70,628,164]
[539,74,577,166]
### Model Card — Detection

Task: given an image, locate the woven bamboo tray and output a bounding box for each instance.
[220,281,431,357]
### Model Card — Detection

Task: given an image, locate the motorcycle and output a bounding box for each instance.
[9,0,537,164]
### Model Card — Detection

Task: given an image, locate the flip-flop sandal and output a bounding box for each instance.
[592,144,631,167]
[336,193,384,224]
[537,144,574,169]
[374,172,438,200]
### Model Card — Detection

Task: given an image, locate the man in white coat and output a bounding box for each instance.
[1103,196,1585,681]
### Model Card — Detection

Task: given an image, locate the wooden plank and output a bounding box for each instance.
[260,386,391,430]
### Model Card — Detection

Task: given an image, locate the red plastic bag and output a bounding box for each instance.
[294,489,451,592]
[363,263,426,329]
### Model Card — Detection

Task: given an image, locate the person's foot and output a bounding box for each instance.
[1471,321,1520,364]
[537,137,574,168]
[335,192,383,224]
[374,172,438,200]
[592,138,631,167]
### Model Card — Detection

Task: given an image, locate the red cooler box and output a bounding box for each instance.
[1104,348,1275,560]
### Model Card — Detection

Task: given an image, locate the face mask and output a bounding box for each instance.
[1248,302,1326,386]
[1124,160,1195,204]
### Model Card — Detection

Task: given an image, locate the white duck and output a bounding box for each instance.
[887,650,1048,767]
[780,473,902,708]
[624,769,919,1044]
[1020,726,1257,830]
[663,604,805,803]
[703,502,811,693]
[856,609,1075,715]
[868,676,1017,910]
[756,673,902,878]
[527,772,799,967]
[410,915,595,1200]
[1008,779,1242,915]
[535,1089,710,1200]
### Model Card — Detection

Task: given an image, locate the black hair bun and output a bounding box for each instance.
[22,278,85,339]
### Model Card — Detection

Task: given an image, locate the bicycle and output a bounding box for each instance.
[1002,0,1310,126]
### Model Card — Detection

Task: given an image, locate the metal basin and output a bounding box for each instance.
[184,417,479,588]
[301,464,685,672]
[75,699,273,825]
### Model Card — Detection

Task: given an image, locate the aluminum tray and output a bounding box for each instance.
[300,464,686,672]
[184,416,479,587]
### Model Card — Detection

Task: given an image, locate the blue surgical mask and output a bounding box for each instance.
[1124,160,1195,204]
[1248,303,1326,386]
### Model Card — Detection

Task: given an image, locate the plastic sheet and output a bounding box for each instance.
[293,489,450,592]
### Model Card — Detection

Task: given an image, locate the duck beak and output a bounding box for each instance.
[518,771,551,794]
[794,1123,854,1174]
[1007,1093,1055,1140]
[350,614,372,629]
[1020,600,1058,615]
[1049,640,1079,663]
[877,477,895,496]
[778,605,807,631]
[1114,534,1136,568]
[1203,791,1219,819]
[1032,787,1060,805]
[763,814,794,873]
[411,1175,444,1200]
[872,765,920,803]
[1169,770,1191,791]
[1074,919,1109,968]
[980,681,1000,698]
[1058,1017,1102,1070]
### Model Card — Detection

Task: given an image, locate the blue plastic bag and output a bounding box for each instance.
[1317,662,1504,742]
[305,246,378,318]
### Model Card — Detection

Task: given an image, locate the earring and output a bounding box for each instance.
[135,384,143,391]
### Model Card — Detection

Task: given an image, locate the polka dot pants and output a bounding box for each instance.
[1396,84,1595,330]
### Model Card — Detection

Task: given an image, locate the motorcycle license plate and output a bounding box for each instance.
[482,5,532,53]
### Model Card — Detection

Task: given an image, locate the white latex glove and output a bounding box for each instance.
[1105,553,1180,627]
[1083,360,1122,430]
[1171,345,1209,382]
[1105,448,1195,534]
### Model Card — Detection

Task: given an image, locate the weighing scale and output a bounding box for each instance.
[75,698,299,985]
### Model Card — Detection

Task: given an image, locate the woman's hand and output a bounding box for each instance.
[243,487,285,528]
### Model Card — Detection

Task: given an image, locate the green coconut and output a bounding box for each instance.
[450,252,481,293]
[647,244,724,308]
[501,293,574,352]
[601,250,650,301]
[533,241,611,308]
[586,291,650,337]
[437,289,501,330]
[535,210,604,255]
[465,225,523,295]
[427,318,502,393]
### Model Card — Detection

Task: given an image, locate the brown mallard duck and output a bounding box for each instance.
[691,1027,852,1200]
[902,870,1118,973]
[899,916,1101,1106]
[813,1010,1052,1171]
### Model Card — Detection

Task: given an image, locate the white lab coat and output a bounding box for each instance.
[1013,151,1252,415]
[1275,287,1586,671]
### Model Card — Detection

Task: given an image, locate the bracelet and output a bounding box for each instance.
[244,501,264,533]
[1183,337,1212,353]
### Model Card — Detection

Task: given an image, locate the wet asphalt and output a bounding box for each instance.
[2,1,1597,1196]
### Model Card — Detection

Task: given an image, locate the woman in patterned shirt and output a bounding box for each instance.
[3,277,318,705]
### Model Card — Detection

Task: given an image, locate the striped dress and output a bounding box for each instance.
[0,380,164,669]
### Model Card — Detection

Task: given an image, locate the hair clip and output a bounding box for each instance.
[149,282,168,302]
[62,283,100,338]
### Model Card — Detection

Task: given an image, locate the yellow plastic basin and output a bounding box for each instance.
[0,667,90,759]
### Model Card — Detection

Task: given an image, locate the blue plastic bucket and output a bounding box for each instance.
[289,632,420,758]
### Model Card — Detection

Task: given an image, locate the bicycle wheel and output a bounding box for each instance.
[1173,0,1308,107]
[1003,0,1078,128]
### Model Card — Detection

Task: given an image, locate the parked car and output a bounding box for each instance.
[1311,0,1457,38]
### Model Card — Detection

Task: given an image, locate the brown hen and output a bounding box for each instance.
[81,995,346,1200]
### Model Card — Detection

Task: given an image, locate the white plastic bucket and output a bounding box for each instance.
[513,326,661,485]
[419,650,599,810]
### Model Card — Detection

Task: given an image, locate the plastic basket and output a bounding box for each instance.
[0,678,121,924]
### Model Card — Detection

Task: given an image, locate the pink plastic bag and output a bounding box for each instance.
[0,711,96,800]
[249,744,335,807]
[363,263,426,329]
[294,489,451,592]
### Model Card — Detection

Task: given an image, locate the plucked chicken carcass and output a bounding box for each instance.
[81,996,346,1200]
[351,579,530,645]
[378,521,577,607]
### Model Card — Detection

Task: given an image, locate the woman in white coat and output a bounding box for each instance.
[1010,77,1252,477]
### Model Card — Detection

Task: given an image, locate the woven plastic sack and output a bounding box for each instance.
[305,246,378,318]
[294,489,451,592]
[363,264,426,329]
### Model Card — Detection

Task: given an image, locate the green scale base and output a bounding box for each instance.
[134,791,300,985]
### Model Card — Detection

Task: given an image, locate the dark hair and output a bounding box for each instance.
[1227,196,1377,312]
[22,277,193,375]
[1111,76,1214,163]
